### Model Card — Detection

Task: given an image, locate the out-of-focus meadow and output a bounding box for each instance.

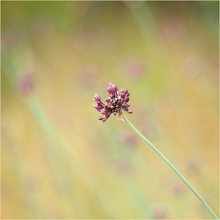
[1,1,219,219]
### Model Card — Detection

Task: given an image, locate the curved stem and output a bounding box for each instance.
[123,114,218,219]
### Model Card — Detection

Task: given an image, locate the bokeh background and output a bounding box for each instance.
[1,1,219,219]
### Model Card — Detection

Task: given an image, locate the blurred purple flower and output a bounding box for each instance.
[170,180,186,196]
[150,203,167,219]
[160,18,185,41]
[93,82,132,122]
[118,130,137,146]
[186,160,199,175]
[16,73,34,95]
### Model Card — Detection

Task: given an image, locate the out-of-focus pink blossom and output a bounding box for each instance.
[186,160,199,175]
[118,130,137,147]
[16,73,35,95]
[150,202,167,219]
[170,180,186,196]
[160,18,185,41]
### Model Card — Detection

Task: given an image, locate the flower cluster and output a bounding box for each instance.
[93,82,132,122]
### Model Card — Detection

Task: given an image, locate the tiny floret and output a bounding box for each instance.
[107,82,118,95]
[93,82,132,122]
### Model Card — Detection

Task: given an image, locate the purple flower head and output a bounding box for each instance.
[94,93,101,101]
[93,82,132,122]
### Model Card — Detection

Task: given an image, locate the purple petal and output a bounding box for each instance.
[107,82,118,95]
[94,93,101,101]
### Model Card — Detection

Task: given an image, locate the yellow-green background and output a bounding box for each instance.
[1,1,219,219]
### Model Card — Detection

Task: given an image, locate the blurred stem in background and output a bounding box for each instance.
[2,48,80,217]
[123,114,219,219]
[2,49,121,217]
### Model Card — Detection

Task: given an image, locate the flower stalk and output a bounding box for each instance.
[123,114,218,219]
[94,82,218,219]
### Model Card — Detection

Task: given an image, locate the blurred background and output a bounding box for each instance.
[1,1,219,219]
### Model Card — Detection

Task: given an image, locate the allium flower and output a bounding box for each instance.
[93,82,132,122]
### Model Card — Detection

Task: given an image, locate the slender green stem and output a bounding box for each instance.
[123,114,218,219]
